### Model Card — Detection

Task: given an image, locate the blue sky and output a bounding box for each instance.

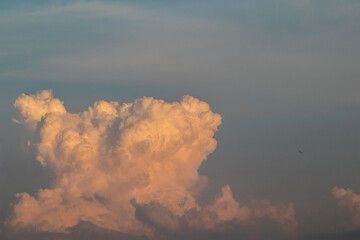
[1,1,360,239]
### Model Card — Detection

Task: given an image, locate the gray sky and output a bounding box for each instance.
[1,1,360,239]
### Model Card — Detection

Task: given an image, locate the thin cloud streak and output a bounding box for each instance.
[1,1,359,109]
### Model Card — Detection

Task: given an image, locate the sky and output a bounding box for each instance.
[0,0,360,239]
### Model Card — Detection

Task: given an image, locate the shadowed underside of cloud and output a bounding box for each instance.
[0,221,147,240]
[133,196,297,240]
[301,230,360,240]
[3,90,297,239]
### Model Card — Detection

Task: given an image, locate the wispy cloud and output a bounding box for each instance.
[1,0,359,109]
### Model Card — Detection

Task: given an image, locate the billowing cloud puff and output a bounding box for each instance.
[133,186,297,239]
[14,90,66,124]
[332,187,360,229]
[6,90,297,239]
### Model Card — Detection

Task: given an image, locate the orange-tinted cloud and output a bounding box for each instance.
[6,90,297,239]
[332,187,360,229]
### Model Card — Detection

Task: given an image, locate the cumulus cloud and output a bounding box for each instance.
[332,187,360,229]
[5,90,297,239]
[133,186,297,240]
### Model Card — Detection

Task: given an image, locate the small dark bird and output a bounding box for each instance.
[298,150,303,154]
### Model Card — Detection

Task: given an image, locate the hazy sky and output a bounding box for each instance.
[1,1,360,239]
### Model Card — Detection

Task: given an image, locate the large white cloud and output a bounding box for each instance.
[6,90,297,239]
